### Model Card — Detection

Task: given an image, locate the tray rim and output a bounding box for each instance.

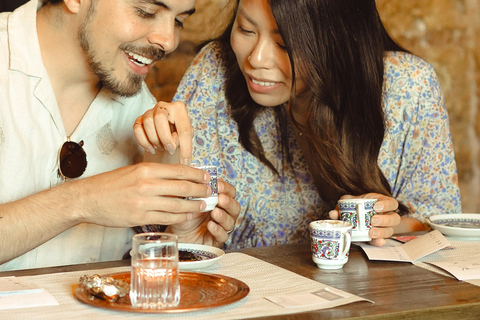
[73,271,249,314]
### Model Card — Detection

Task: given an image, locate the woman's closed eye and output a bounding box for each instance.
[277,43,287,51]
[238,25,255,35]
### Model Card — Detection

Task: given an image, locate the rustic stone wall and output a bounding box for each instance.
[145,0,232,101]
[144,0,480,213]
[377,0,480,212]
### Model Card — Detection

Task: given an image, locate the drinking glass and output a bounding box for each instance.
[130,233,180,309]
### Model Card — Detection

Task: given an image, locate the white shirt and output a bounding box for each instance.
[0,0,157,270]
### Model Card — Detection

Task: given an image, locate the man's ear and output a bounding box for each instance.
[63,0,83,14]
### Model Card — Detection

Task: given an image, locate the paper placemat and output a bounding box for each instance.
[383,238,480,287]
[414,237,480,286]
[0,253,370,319]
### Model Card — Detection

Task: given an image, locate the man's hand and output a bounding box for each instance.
[76,163,214,227]
[166,179,240,248]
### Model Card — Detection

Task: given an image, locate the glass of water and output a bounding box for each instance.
[130,233,180,309]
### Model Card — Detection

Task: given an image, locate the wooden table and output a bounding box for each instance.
[1,243,480,320]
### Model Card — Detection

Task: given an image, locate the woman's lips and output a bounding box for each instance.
[248,76,280,93]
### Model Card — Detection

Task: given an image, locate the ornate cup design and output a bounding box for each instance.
[310,229,343,260]
[339,199,376,231]
[309,221,353,269]
[338,198,377,242]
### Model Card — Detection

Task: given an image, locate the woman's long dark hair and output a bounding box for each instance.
[221,0,410,215]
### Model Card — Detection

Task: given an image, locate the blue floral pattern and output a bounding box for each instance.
[174,42,462,250]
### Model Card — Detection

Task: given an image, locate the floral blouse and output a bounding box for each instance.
[174,42,462,250]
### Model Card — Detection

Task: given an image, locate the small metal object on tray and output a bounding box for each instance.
[74,271,249,313]
[79,274,129,302]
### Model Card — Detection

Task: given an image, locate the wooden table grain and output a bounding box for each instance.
[1,243,480,320]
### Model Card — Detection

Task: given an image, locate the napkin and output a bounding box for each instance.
[0,277,58,310]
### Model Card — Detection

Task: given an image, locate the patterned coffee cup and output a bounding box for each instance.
[309,220,353,269]
[188,166,218,212]
[338,198,377,242]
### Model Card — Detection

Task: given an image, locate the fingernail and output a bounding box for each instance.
[200,201,206,211]
[147,147,155,155]
[207,187,212,197]
[372,230,380,237]
[165,144,175,155]
[186,213,193,220]
[212,209,221,218]
[371,216,381,225]
[373,203,384,211]
[204,173,209,182]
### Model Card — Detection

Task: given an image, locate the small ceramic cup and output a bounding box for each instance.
[309,220,353,269]
[338,198,378,242]
[188,166,218,212]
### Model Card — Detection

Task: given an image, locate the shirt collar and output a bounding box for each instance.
[8,0,45,77]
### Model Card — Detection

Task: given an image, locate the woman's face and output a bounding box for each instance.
[230,0,305,107]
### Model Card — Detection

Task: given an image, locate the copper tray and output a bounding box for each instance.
[73,271,249,313]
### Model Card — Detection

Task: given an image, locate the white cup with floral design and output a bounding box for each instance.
[338,198,378,242]
[309,220,352,269]
[188,166,218,212]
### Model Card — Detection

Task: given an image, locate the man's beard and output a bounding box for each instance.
[77,2,165,97]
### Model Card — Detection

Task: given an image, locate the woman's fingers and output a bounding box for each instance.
[371,212,401,228]
[328,210,340,220]
[168,101,193,165]
[133,101,193,165]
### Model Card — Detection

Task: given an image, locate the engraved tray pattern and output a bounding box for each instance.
[73,271,249,313]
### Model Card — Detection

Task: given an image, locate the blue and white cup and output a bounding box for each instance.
[188,166,218,212]
[338,198,378,242]
[309,220,353,269]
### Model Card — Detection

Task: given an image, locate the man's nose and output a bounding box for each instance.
[147,19,177,54]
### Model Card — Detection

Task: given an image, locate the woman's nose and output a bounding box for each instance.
[248,40,275,69]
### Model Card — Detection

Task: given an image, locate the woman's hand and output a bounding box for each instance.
[328,193,401,246]
[134,101,193,165]
[166,179,240,248]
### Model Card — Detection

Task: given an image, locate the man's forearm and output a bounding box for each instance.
[0,183,83,264]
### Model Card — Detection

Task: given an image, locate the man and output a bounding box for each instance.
[0,0,239,271]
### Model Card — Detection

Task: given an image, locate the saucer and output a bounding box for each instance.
[427,213,480,238]
[178,243,225,270]
[129,243,225,270]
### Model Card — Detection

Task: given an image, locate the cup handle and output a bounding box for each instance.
[341,231,351,257]
[356,203,365,231]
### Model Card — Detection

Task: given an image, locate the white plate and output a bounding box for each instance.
[427,213,480,238]
[178,243,225,270]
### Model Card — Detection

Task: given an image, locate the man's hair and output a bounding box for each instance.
[42,0,64,5]
[218,0,410,215]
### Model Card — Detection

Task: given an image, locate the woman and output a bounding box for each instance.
[135,0,461,248]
